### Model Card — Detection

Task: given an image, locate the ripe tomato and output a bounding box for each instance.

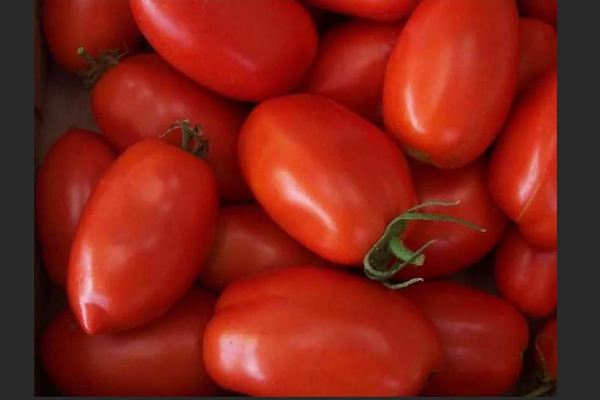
[130,0,318,102]
[35,129,115,286]
[301,20,403,123]
[42,289,221,396]
[495,228,557,317]
[396,158,507,280]
[518,0,557,26]
[42,0,142,73]
[535,316,557,381]
[517,18,556,95]
[92,53,251,203]
[203,266,443,396]
[68,139,219,334]
[238,94,416,266]
[404,281,529,396]
[305,0,420,21]
[200,205,331,292]
[383,0,519,168]
[489,68,557,248]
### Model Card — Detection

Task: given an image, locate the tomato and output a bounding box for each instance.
[404,281,529,396]
[396,158,507,280]
[300,20,403,123]
[92,53,251,203]
[35,129,115,286]
[42,289,221,396]
[43,0,142,73]
[495,227,557,317]
[68,139,219,334]
[383,0,519,168]
[517,18,556,95]
[238,94,416,266]
[203,266,443,396]
[305,0,420,21]
[489,68,556,248]
[518,0,557,26]
[200,205,332,292]
[129,0,318,102]
[535,316,557,381]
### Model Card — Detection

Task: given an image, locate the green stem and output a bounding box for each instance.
[77,45,128,89]
[160,119,209,159]
[525,382,556,397]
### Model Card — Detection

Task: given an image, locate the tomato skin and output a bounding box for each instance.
[35,129,116,286]
[43,0,142,73]
[383,0,519,168]
[517,18,556,95]
[42,289,221,396]
[535,317,557,380]
[305,0,420,21]
[68,139,219,334]
[129,0,318,102]
[489,68,557,248]
[238,94,416,266]
[404,281,529,396]
[518,0,556,26]
[92,53,251,203]
[396,159,507,280]
[203,266,443,396]
[200,205,331,292]
[301,20,403,123]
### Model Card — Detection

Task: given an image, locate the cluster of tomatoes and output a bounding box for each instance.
[36,0,557,397]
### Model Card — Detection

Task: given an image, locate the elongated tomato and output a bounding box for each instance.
[517,18,556,95]
[68,139,219,334]
[305,0,420,21]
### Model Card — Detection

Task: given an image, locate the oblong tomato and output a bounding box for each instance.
[203,266,443,396]
[535,316,557,381]
[517,18,556,95]
[396,158,507,280]
[305,0,420,21]
[43,0,142,73]
[68,139,219,334]
[404,281,530,396]
[92,53,251,203]
[130,0,318,102]
[35,129,116,286]
[489,68,557,248]
[518,0,557,26]
[495,227,557,317]
[301,20,403,122]
[200,205,331,292]
[383,0,519,168]
[238,94,416,266]
[42,289,221,396]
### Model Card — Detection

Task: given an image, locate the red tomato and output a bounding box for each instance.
[301,20,403,122]
[42,289,221,396]
[68,139,219,334]
[489,68,556,248]
[495,228,557,317]
[200,205,331,292]
[404,281,530,396]
[517,18,556,95]
[129,0,318,102]
[238,94,416,266]
[92,53,251,203]
[35,129,116,286]
[519,0,557,26]
[396,159,507,280]
[383,0,519,168]
[535,316,557,380]
[203,266,443,396]
[305,0,420,21]
[43,0,142,73]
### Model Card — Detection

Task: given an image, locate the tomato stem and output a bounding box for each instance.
[76,45,128,89]
[525,381,556,397]
[160,119,209,159]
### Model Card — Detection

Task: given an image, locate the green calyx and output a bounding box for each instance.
[160,119,209,159]
[76,46,128,89]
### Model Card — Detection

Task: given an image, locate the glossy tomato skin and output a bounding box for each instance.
[489,68,557,248]
[396,159,507,280]
[404,281,530,396]
[301,20,403,123]
[238,94,416,266]
[203,266,443,396]
[92,53,251,203]
[383,0,519,168]
[43,0,142,73]
[42,289,222,396]
[68,139,219,334]
[517,18,556,95]
[305,0,420,21]
[130,0,318,102]
[35,129,116,286]
[200,205,331,292]
[535,316,557,380]
[519,0,557,26]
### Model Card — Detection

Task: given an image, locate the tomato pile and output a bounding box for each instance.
[36,0,557,397]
